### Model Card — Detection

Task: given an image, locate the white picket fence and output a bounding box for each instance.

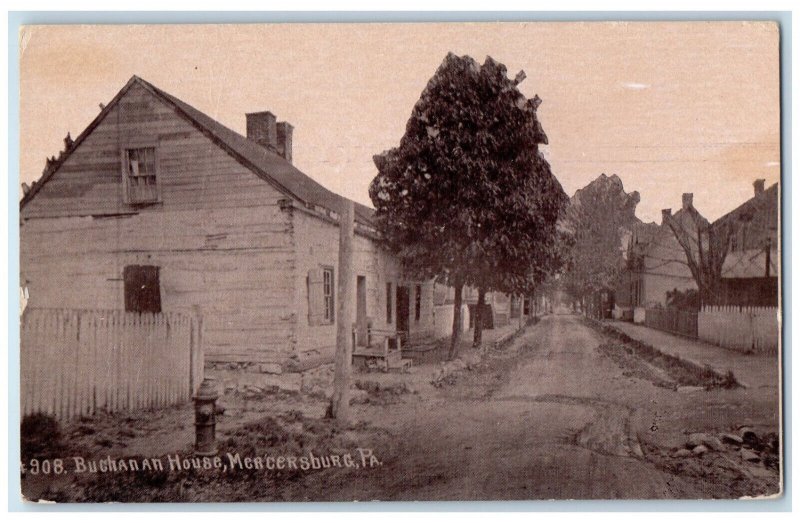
[698,305,780,354]
[21,308,204,419]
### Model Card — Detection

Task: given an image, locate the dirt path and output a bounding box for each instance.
[302,314,779,501]
[297,316,713,500]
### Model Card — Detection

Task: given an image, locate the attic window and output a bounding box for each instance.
[123,147,160,204]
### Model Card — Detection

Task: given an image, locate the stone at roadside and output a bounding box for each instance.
[673,449,692,458]
[702,436,724,451]
[349,389,370,405]
[686,433,722,451]
[740,428,761,449]
[692,445,708,455]
[463,353,482,369]
[686,433,705,448]
[307,384,332,399]
[721,433,744,445]
[741,448,761,462]
[739,426,757,440]
[764,432,780,454]
[738,425,754,436]
[301,364,334,393]
[746,464,774,479]
[677,385,705,393]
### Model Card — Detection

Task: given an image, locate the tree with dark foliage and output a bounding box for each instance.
[561,174,641,316]
[369,53,568,357]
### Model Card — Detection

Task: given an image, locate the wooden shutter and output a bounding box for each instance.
[307,268,325,326]
[124,265,162,313]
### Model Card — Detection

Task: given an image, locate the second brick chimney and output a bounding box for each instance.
[753,178,765,196]
[681,193,693,211]
[245,111,293,163]
[661,208,672,225]
[276,122,293,163]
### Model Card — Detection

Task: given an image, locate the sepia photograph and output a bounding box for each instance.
[15,19,783,503]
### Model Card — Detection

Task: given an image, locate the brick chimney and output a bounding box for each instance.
[661,208,672,225]
[682,193,693,211]
[276,121,293,163]
[246,111,278,151]
[753,178,765,196]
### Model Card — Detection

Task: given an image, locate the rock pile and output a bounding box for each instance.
[673,426,780,471]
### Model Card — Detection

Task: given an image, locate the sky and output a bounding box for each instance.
[19,22,780,223]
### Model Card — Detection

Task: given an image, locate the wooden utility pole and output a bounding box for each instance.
[329,199,355,423]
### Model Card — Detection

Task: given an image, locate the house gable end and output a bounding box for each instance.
[20,77,296,219]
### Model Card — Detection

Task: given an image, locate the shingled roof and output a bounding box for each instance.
[712,182,778,228]
[21,76,376,227]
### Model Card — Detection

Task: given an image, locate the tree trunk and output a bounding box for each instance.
[473,287,486,348]
[448,280,464,361]
[328,200,355,424]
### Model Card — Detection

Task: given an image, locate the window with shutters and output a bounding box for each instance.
[308,266,334,326]
[123,147,160,204]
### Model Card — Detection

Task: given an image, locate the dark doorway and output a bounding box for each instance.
[356,276,368,346]
[124,265,162,313]
[396,285,410,342]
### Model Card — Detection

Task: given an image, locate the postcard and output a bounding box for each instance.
[17,21,782,502]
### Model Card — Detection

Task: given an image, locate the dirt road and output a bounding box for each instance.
[308,314,780,501]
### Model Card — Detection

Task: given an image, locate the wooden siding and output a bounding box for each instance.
[20,82,297,364]
[641,220,697,307]
[291,210,435,362]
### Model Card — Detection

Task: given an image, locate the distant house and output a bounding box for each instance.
[614,221,660,319]
[616,193,705,317]
[713,179,779,307]
[20,76,438,378]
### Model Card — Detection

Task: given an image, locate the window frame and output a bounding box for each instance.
[414,284,422,322]
[122,145,162,205]
[322,266,335,325]
[386,282,393,324]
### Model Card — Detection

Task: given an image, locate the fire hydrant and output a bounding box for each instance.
[193,378,219,456]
